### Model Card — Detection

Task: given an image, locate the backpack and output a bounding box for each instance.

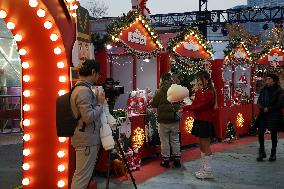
[56,82,91,137]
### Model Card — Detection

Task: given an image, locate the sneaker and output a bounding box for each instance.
[160,160,170,168]
[173,159,181,168]
[195,170,214,179]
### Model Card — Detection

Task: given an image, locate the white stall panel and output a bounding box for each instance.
[112,55,133,109]
[136,57,157,92]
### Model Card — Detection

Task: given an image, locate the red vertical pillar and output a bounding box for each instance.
[156,54,161,87]
[132,55,137,90]
[95,48,108,84]
[159,52,170,75]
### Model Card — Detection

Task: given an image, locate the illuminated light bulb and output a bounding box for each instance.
[106,44,112,50]
[29,0,38,7]
[22,62,30,69]
[14,34,22,42]
[23,149,31,156]
[37,9,46,17]
[58,90,66,96]
[7,22,15,30]
[22,163,31,170]
[23,104,31,112]
[50,34,58,41]
[23,134,31,141]
[23,119,31,127]
[23,90,31,97]
[72,13,77,17]
[58,137,66,142]
[0,10,7,18]
[19,49,27,56]
[22,178,30,185]
[66,0,72,2]
[44,21,52,29]
[57,62,64,68]
[23,75,30,82]
[57,150,65,158]
[59,76,67,82]
[73,4,79,9]
[58,164,65,172]
[57,180,65,188]
[54,47,62,55]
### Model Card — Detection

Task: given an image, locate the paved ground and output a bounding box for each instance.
[0,133,22,189]
[95,137,284,189]
[1,134,284,189]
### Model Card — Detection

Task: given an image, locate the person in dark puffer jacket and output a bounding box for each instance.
[151,73,181,168]
[256,73,284,162]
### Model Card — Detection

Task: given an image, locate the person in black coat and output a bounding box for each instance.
[256,73,284,162]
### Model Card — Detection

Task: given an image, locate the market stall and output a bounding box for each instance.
[168,27,214,146]
[211,40,255,139]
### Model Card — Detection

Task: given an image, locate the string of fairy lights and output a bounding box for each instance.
[107,10,163,58]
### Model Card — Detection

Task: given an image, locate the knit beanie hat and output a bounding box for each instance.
[266,73,279,82]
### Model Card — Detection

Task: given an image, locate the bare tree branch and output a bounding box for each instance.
[84,0,109,18]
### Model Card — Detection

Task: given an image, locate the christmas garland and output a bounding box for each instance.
[223,38,252,64]
[106,10,163,58]
[255,42,284,60]
[168,27,214,63]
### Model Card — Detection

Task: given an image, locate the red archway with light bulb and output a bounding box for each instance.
[0,0,76,188]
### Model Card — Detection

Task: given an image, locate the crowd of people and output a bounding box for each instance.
[67,58,284,189]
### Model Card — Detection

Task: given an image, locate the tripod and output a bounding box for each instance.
[109,128,137,189]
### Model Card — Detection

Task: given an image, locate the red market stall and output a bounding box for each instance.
[255,44,284,112]
[211,40,255,139]
[95,10,163,173]
[168,27,214,146]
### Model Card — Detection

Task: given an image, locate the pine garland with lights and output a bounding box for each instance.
[225,121,236,142]
[106,10,163,58]
[145,109,160,146]
[255,42,284,61]
[168,27,214,63]
[223,38,252,64]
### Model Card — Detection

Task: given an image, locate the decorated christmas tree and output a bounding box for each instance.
[226,121,236,142]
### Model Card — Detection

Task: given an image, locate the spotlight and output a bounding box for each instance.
[212,26,218,32]
[263,23,269,30]
[221,28,228,36]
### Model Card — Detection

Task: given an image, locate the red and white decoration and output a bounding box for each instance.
[131,0,151,18]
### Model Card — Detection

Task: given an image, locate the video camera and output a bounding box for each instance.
[103,78,124,95]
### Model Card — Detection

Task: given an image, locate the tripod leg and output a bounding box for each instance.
[114,137,137,189]
[106,150,111,189]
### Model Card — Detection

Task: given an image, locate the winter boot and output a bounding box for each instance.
[195,152,205,175]
[195,155,213,179]
[160,158,170,168]
[173,157,181,168]
[256,148,266,161]
[269,148,276,162]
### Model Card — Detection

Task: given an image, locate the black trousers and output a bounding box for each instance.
[258,128,278,150]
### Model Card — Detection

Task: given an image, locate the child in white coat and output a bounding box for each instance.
[92,86,116,150]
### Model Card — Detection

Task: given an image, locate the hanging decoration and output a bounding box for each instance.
[132,127,146,149]
[185,116,194,134]
[236,113,244,128]
[223,39,252,65]
[63,0,79,18]
[168,27,213,64]
[131,0,151,19]
[107,10,163,58]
